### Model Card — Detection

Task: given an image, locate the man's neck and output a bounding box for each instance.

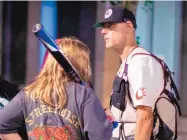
[119,43,138,61]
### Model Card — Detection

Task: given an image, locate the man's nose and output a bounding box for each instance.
[101,28,108,35]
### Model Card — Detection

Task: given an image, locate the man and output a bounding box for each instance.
[0,75,28,140]
[93,5,165,140]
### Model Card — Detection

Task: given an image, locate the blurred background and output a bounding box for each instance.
[0,1,186,139]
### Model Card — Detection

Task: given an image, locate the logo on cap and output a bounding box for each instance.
[105,9,112,19]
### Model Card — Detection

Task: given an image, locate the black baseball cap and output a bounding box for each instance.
[93,5,137,29]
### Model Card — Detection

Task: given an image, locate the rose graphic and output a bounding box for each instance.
[28,125,76,140]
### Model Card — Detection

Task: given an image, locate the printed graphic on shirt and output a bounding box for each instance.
[135,87,146,100]
[25,104,81,139]
[25,105,80,129]
[28,125,76,140]
[0,97,9,110]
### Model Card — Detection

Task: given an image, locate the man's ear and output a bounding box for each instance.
[126,21,134,28]
[125,21,134,34]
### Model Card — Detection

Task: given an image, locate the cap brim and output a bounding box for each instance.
[93,18,116,27]
[93,20,120,28]
[93,22,105,28]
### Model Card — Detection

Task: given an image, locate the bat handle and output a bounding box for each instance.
[112,121,118,129]
[32,24,42,33]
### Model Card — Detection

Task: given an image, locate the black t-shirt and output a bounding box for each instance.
[0,82,113,140]
[0,78,28,140]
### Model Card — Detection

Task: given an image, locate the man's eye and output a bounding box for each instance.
[105,23,113,28]
[104,24,109,28]
[109,24,113,28]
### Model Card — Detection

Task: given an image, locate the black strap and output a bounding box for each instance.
[169,74,181,100]
[119,119,125,140]
[174,103,178,140]
[161,60,181,101]
[118,63,129,139]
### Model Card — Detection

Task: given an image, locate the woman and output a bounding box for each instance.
[0,37,113,140]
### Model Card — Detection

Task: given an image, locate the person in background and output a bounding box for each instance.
[0,75,28,140]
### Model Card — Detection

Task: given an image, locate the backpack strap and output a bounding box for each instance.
[122,47,141,109]
[131,53,181,101]
[131,53,167,88]
[162,63,181,101]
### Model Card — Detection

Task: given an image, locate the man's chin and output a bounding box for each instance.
[105,45,113,49]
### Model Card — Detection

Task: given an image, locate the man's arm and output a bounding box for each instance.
[135,106,153,140]
[128,55,164,140]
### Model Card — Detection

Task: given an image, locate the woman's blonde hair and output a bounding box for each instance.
[24,37,92,109]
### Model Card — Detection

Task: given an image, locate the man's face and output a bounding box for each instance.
[101,22,127,49]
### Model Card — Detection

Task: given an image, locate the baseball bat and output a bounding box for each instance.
[32,23,85,86]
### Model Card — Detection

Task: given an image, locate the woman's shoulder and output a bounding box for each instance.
[66,82,94,94]
[66,82,96,102]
